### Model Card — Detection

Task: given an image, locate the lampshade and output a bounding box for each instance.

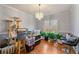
[35,12,44,20]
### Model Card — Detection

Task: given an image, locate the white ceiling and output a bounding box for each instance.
[7,4,71,16]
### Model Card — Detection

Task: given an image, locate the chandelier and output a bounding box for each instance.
[35,4,44,20]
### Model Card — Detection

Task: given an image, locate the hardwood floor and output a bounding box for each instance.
[29,40,63,54]
[19,40,76,54]
[29,40,76,54]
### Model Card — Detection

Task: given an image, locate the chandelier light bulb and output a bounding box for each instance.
[35,12,44,20]
[35,4,44,20]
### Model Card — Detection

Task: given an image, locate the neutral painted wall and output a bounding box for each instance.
[38,10,71,32]
[54,11,71,32]
[0,4,76,35]
[70,5,79,37]
[0,5,34,33]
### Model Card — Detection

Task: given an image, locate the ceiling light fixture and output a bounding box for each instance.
[35,4,44,20]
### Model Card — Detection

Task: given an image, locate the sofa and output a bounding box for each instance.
[60,32,79,54]
[0,33,15,54]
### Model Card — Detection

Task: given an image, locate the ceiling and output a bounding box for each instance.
[7,4,71,16]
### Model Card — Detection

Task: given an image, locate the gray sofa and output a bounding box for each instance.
[60,32,79,54]
[0,33,15,54]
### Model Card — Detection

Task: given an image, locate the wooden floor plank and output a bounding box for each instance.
[30,40,63,54]
[17,40,76,54]
[29,40,76,54]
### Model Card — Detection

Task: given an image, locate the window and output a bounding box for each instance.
[43,19,58,32]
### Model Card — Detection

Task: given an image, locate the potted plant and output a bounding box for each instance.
[48,32,55,43]
[40,31,49,40]
[44,32,49,41]
[57,33,62,44]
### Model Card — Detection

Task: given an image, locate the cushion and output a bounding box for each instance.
[0,34,9,48]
